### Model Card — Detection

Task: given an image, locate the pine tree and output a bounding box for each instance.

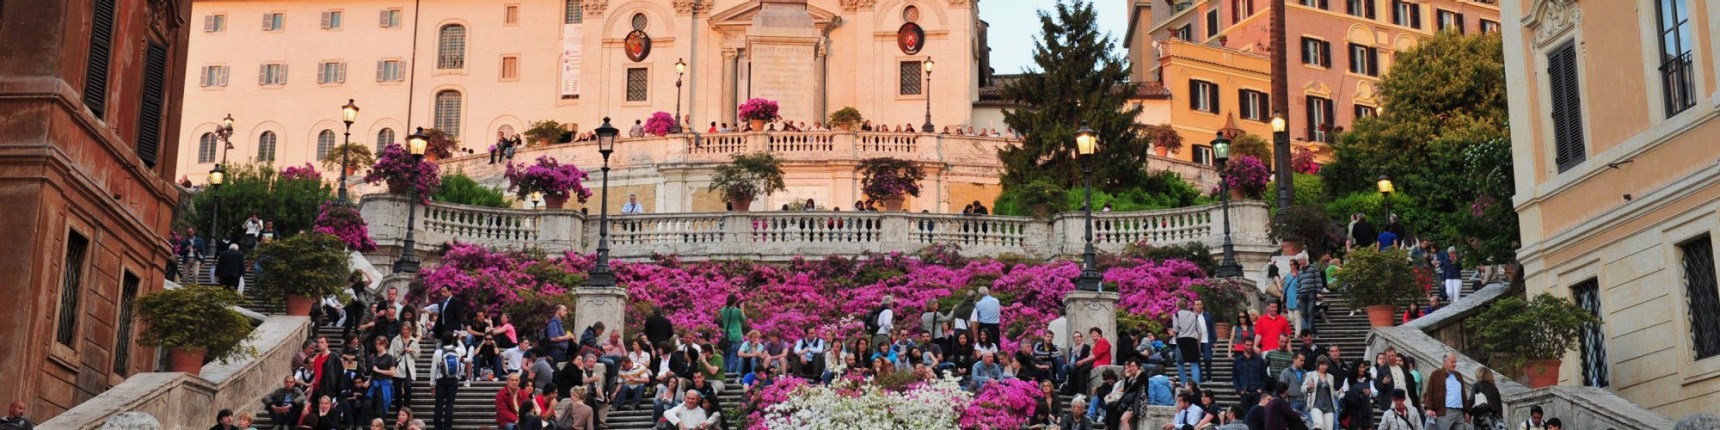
[998,1,1148,192]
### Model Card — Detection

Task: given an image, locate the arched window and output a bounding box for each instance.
[377,128,396,153]
[498,124,516,138]
[257,131,277,162]
[438,25,466,69]
[316,129,336,159]
[198,132,217,163]
[434,90,463,136]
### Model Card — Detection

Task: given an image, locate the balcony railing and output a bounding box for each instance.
[1661,51,1697,117]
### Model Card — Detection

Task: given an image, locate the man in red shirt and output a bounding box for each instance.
[1255,302,1292,352]
[1089,327,1112,367]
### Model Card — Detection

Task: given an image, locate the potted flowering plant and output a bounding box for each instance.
[1224,154,1272,199]
[828,107,865,131]
[134,285,257,375]
[1473,293,1599,388]
[857,157,925,210]
[1146,123,1182,157]
[313,201,376,252]
[1334,247,1419,327]
[279,163,323,181]
[643,111,676,136]
[364,143,441,202]
[524,120,566,147]
[421,127,459,160]
[255,232,352,317]
[707,152,785,212]
[504,156,592,209]
[318,143,374,175]
[738,98,780,131]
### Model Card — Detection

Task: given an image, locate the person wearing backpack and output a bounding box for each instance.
[717,295,747,375]
[431,337,463,430]
[868,296,896,352]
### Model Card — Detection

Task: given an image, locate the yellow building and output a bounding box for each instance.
[1504,0,1720,418]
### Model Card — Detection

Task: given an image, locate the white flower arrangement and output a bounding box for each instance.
[757,377,971,430]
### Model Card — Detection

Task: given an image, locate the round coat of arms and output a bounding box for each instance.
[897,22,925,55]
[625,30,652,62]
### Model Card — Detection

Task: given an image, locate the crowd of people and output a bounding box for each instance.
[169,213,279,290]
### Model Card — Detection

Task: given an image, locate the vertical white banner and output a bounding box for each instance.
[561,23,582,98]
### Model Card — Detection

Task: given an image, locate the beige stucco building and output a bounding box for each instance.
[1504,0,1720,419]
[175,0,996,179]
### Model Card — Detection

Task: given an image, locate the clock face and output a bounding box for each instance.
[898,23,925,55]
[625,30,652,62]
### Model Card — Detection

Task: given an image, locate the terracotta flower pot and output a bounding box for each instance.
[729,197,753,212]
[284,294,314,316]
[1230,187,1247,201]
[881,196,905,211]
[169,348,207,376]
[750,119,766,132]
[1155,146,1170,157]
[545,195,569,209]
[1365,305,1398,327]
[387,181,407,195]
[1215,322,1233,341]
[836,123,853,132]
[1525,359,1562,388]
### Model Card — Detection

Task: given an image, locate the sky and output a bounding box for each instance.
[978,0,1130,74]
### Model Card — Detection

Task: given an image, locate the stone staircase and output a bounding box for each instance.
[182,260,281,315]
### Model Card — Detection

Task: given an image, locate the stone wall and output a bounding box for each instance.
[40,316,312,430]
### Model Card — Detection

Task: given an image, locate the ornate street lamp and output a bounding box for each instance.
[587,118,621,289]
[1377,174,1395,224]
[921,57,935,133]
[673,58,687,134]
[1271,111,1291,221]
[216,114,235,166]
[1074,121,1103,292]
[1213,133,1242,278]
[207,164,226,257]
[393,128,428,274]
[338,99,360,203]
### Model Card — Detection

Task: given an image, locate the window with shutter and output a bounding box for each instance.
[1240,90,1268,121]
[1548,42,1585,172]
[204,15,215,32]
[1305,96,1333,143]
[329,11,342,29]
[1190,80,1218,113]
[321,11,331,29]
[1206,10,1219,38]
[84,0,115,119]
[502,56,519,80]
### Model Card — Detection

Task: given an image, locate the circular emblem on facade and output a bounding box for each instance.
[897,22,925,55]
[624,30,652,62]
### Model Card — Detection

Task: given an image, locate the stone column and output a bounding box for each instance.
[722,48,739,124]
[573,287,629,343]
[815,39,828,122]
[1064,290,1120,363]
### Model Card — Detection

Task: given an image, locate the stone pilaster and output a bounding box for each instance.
[1063,290,1120,364]
[573,287,629,343]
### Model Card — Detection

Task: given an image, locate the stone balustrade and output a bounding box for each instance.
[361,194,1275,267]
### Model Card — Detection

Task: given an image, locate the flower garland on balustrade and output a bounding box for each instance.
[279,163,323,181]
[643,111,676,136]
[503,155,593,200]
[364,143,441,203]
[738,98,781,123]
[312,201,376,252]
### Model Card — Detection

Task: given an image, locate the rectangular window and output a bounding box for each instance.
[114,272,140,375]
[1190,80,1220,113]
[626,68,648,102]
[1301,37,1331,68]
[1437,10,1463,33]
[1349,43,1379,76]
[1680,234,1720,360]
[1306,95,1334,143]
[566,0,583,24]
[200,65,229,87]
[1480,19,1501,33]
[1354,105,1377,119]
[505,5,520,25]
[1239,90,1269,121]
[1657,0,1696,117]
[376,60,403,82]
[1391,0,1421,29]
[1346,0,1375,19]
[1232,0,1255,23]
[900,61,924,96]
[317,61,346,84]
[1174,25,1193,41]
[380,9,402,28]
[1572,279,1610,387]
[321,10,342,29]
[501,56,519,80]
[1548,42,1586,171]
[203,14,227,32]
[263,12,283,31]
[1191,145,1213,165]
[260,63,287,85]
[56,231,91,346]
[1298,0,1329,9]
[136,43,167,167]
[85,0,115,119]
[1206,10,1220,38]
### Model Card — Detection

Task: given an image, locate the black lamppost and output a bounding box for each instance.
[921,57,935,133]
[393,128,429,274]
[216,114,235,166]
[586,118,621,288]
[207,164,225,257]
[1377,175,1394,225]
[1213,133,1242,278]
[673,58,686,134]
[1271,111,1291,219]
[1074,121,1103,292]
[338,99,360,203]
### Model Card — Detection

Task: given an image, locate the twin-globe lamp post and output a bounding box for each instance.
[586,118,621,289]
[338,99,360,203]
[1074,121,1103,291]
[393,128,429,274]
[1212,133,1242,279]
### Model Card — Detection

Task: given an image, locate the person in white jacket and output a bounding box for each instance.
[1302,356,1344,430]
[1379,388,1424,430]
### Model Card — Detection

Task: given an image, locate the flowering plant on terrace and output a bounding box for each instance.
[1224,154,1271,199]
[312,201,376,251]
[738,98,781,122]
[857,157,926,201]
[503,155,593,200]
[643,111,676,136]
[960,379,1044,430]
[364,143,441,202]
[279,163,322,181]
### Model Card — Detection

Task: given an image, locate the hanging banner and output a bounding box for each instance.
[561,23,582,98]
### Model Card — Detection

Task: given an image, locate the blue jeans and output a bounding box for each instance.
[1201,343,1214,379]
[724,341,743,374]
[1290,400,1307,414]
[1175,347,1202,384]
[1301,300,1317,334]
[617,384,646,409]
[1087,395,1106,419]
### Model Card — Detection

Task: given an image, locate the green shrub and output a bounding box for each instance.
[1473,293,1600,367]
[1230,133,1272,161]
[184,163,333,243]
[1334,247,1418,307]
[1016,180,1065,217]
[1121,241,1216,276]
[1324,190,1415,226]
[436,171,508,208]
[254,233,352,300]
[135,285,257,364]
[828,107,865,128]
[1271,204,1342,258]
[1266,173,1328,213]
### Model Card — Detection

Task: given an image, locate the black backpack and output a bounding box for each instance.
[865,306,887,334]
